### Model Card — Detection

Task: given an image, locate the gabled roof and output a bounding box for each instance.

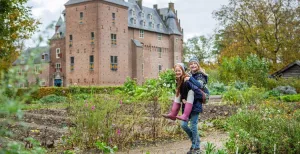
[64,0,182,35]
[13,46,50,66]
[271,60,300,77]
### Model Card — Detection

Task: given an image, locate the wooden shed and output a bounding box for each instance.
[271,61,300,78]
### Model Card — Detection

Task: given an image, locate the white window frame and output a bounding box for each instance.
[158,33,162,40]
[141,11,144,18]
[133,18,136,25]
[158,47,162,58]
[149,13,153,20]
[143,21,146,27]
[132,9,136,16]
[56,63,61,72]
[56,63,61,68]
[139,30,144,38]
[111,34,117,45]
[56,48,61,59]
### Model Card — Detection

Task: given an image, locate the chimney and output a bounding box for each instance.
[137,0,143,10]
[169,2,175,12]
[153,4,158,10]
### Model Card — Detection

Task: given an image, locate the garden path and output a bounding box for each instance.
[116,130,228,154]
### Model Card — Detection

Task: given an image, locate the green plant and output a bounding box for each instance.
[208,82,227,95]
[223,86,265,105]
[279,94,300,102]
[38,94,67,104]
[95,141,118,154]
[225,103,300,153]
[204,142,228,154]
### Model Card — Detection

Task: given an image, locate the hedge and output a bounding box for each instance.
[17,86,123,100]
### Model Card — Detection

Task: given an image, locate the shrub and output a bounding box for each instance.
[223,86,265,105]
[226,103,300,153]
[266,78,300,93]
[279,94,300,102]
[17,86,122,100]
[208,82,227,95]
[39,94,67,104]
[273,86,297,95]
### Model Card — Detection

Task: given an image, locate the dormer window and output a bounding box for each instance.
[131,9,136,16]
[140,20,146,27]
[141,11,144,18]
[159,23,163,30]
[152,22,155,29]
[132,18,136,25]
[149,13,153,20]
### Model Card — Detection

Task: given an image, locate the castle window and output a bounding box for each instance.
[56,63,61,72]
[149,13,153,20]
[110,56,118,71]
[70,57,74,71]
[69,35,73,47]
[112,13,116,25]
[80,12,83,20]
[158,47,162,58]
[111,34,117,45]
[141,11,144,18]
[90,55,94,71]
[159,65,162,73]
[139,30,144,38]
[143,21,146,27]
[91,32,95,44]
[56,48,61,59]
[132,9,136,16]
[158,33,162,40]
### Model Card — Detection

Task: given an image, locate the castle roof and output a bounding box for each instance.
[64,0,182,35]
[13,46,50,66]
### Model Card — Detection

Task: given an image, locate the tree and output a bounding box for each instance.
[184,35,215,63]
[213,0,300,71]
[0,0,39,72]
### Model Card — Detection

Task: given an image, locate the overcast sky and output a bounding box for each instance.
[26,0,229,47]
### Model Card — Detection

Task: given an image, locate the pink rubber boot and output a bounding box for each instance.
[162,102,181,120]
[176,103,193,121]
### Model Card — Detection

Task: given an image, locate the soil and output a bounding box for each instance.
[6,96,234,153]
[116,130,229,154]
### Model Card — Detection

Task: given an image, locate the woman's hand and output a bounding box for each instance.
[184,77,190,82]
[182,99,187,104]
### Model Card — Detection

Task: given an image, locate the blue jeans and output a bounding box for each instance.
[181,112,200,149]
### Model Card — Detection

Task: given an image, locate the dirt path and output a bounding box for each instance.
[117,130,228,154]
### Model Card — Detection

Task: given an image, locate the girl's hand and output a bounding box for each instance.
[184,77,190,82]
[182,99,187,104]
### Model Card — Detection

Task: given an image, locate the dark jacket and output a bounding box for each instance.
[180,81,203,113]
[189,72,210,99]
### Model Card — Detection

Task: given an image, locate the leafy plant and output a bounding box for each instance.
[225,103,300,153]
[273,86,297,95]
[223,86,265,105]
[279,94,300,102]
[95,141,118,154]
[38,94,67,104]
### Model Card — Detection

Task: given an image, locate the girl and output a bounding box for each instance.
[185,57,210,104]
[162,63,202,154]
